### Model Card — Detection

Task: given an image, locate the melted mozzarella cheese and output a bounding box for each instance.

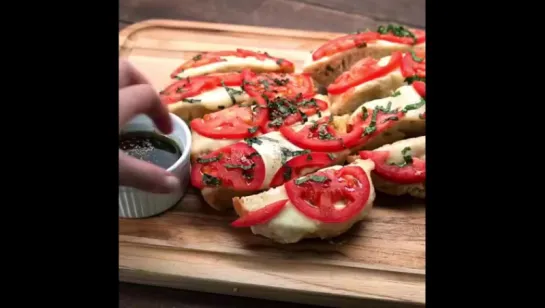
[374,136,426,163]
[190,86,250,110]
[245,131,304,189]
[239,159,376,244]
[350,85,425,122]
[176,56,282,78]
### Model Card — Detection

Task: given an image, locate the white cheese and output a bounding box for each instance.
[245,131,304,189]
[176,56,282,78]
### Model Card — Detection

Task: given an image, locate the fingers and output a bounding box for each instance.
[119,150,181,193]
[119,59,150,88]
[119,84,173,134]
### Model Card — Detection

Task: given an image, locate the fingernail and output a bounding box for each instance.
[164,176,181,192]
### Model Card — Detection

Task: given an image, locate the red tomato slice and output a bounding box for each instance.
[191,143,266,191]
[269,152,335,187]
[235,49,295,72]
[359,150,426,184]
[170,50,295,78]
[190,105,268,139]
[231,199,288,227]
[285,166,371,223]
[170,51,240,78]
[160,73,243,105]
[312,32,380,61]
[327,52,403,95]
[350,106,406,148]
[261,97,329,133]
[401,50,426,79]
[241,69,315,103]
[378,28,426,45]
[412,81,426,98]
[279,116,363,152]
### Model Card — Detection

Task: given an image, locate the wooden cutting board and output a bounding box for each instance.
[118,19,425,308]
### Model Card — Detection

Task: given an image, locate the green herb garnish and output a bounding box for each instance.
[248,126,259,134]
[392,90,401,97]
[283,167,292,181]
[295,175,329,185]
[410,50,423,62]
[328,153,335,160]
[224,163,255,171]
[182,98,202,103]
[405,76,426,84]
[389,147,414,167]
[276,58,285,65]
[244,137,262,146]
[192,54,202,61]
[202,173,221,187]
[402,98,426,113]
[196,153,223,164]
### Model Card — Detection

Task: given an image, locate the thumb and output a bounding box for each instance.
[119,150,181,194]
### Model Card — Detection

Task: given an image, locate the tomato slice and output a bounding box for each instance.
[269,152,335,187]
[190,105,268,139]
[191,143,266,191]
[231,199,288,227]
[350,106,406,148]
[160,73,243,105]
[235,49,295,72]
[261,97,329,133]
[412,81,426,98]
[327,52,403,95]
[241,69,315,104]
[312,32,380,61]
[170,50,295,78]
[377,26,426,45]
[401,50,426,80]
[285,166,371,223]
[359,150,425,184]
[279,116,363,152]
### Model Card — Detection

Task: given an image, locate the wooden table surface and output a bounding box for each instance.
[119,0,425,307]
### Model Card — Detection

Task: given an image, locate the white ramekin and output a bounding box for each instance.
[119,113,192,218]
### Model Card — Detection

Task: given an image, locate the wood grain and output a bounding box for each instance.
[119,19,425,307]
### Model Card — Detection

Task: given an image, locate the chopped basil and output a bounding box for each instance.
[283,167,292,180]
[202,173,221,187]
[242,172,254,181]
[363,107,379,136]
[260,79,270,90]
[221,81,243,105]
[382,116,399,123]
[402,98,426,113]
[244,137,262,146]
[176,87,185,93]
[192,54,202,61]
[306,154,313,161]
[196,153,223,164]
[295,174,329,185]
[328,153,335,160]
[310,121,319,130]
[299,111,308,123]
[298,99,317,108]
[392,90,401,97]
[361,107,369,121]
[276,58,285,65]
[318,125,335,140]
[248,126,259,134]
[405,75,426,84]
[377,24,417,44]
[389,146,414,167]
[410,50,423,62]
[273,78,290,86]
[182,98,202,103]
[280,147,311,164]
[224,163,255,171]
[268,118,284,128]
[326,65,335,72]
[174,76,182,80]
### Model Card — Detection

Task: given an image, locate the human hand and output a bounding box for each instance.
[118,59,181,193]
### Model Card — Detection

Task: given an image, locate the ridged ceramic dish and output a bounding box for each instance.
[118,113,192,218]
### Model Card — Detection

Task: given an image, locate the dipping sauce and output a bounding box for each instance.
[119,131,182,169]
